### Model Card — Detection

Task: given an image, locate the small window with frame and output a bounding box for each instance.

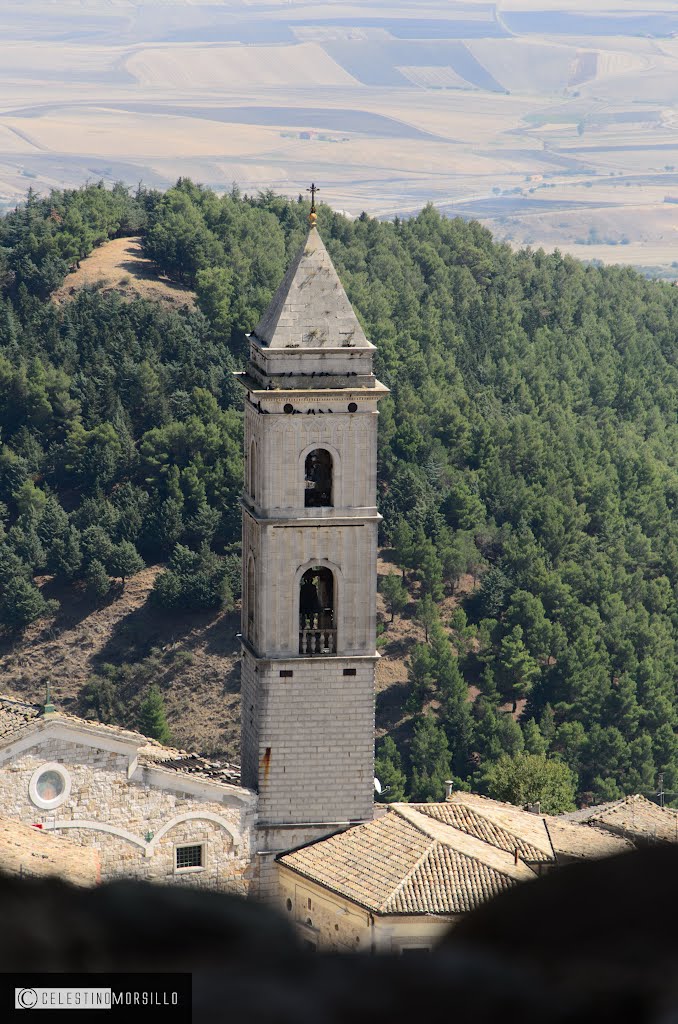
[175,843,205,873]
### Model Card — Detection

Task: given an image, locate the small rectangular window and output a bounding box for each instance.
[175,844,204,871]
[343,668,357,677]
[280,670,294,678]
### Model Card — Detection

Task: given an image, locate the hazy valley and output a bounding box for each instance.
[3,0,678,273]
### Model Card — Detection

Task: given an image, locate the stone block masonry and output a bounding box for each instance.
[242,649,377,826]
[0,737,256,894]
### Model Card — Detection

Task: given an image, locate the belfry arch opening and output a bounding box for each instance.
[299,566,336,655]
[304,449,333,507]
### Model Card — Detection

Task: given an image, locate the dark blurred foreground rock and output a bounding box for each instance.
[1,846,677,1022]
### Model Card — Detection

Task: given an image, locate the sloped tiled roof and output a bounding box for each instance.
[0,696,42,742]
[543,817,632,861]
[0,814,99,886]
[0,695,241,787]
[251,225,372,350]
[447,792,556,859]
[565,794,678,844]
[0,695,148,747]
[413,800,554,864]
[278,805,536,916]
[138,748,241,785]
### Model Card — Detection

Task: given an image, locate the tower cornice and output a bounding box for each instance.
[234,373,389,401]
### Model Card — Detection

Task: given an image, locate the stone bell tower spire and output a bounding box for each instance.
[235,192,389,881]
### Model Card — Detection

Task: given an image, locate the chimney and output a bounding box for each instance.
[444,780,454,801]
[526,801,541,815]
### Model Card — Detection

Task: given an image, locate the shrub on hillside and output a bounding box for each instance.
[151,544,232,612]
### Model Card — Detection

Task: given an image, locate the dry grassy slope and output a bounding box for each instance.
[51,236,195,310]
[0,553,491,763]
[0,568,241,758]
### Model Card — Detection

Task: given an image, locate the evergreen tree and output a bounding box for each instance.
[414,593,439,642]
[374,736,407,802]
[49,526,83,581]
[499,625,540,713]
[107,540,144,590]
[380,572,408,622]
[410,714,452,802]
[0,577,57,632]
[391,520,414,579]
[138,685,171,744]
[522,718,547,756]
[86,559,111,600]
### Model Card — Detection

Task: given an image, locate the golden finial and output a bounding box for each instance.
[306,182,319,225]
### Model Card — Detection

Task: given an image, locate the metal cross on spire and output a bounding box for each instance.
[306,182,319,224]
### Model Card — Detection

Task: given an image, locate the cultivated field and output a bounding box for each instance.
[2,0,678,271]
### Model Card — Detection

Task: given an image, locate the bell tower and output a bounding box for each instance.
[236,192,389,875]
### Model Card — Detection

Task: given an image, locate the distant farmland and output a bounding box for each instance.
[2,0,678,271]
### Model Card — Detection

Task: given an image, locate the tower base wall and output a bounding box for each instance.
[240,647,376,827]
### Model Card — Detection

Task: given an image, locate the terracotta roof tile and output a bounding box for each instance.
[447,793,555,858]
[0,815,98,886]
[543,817,632,860]
[565,794,678,844]
[413,801,554,863]
[0,695,241,786]
[278,805,536,916]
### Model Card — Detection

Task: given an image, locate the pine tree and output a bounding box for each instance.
[391,520,414,579]
[0,577,57,632]
[414,593,439,642]
[86,559,110,600]
[49,526,83,581]
[107,540,144,590]
[138,685,171,744]
[410,714,452,802]
[407,643,437,706]
[374,736,407,802]
[540,703,556,746]
[380,572,408,622]
[523,718,547,756]
[499,625,540,713]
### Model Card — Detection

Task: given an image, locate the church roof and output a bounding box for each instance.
[277,804,537,917]
[0,694,241,787]
[250,225,372,351]
[564,794,678,844]
[543,817,632,861]
[412,798,555,864]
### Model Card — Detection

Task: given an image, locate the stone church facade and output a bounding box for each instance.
[0,699,256,892]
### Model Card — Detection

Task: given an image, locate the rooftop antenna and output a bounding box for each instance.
[306,182,319,226]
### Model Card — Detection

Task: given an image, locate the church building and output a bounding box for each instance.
[234,194,390,892]
[0,194,632,949]
[0,196,389,902]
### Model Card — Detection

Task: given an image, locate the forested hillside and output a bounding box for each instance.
[1,180,677,810]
